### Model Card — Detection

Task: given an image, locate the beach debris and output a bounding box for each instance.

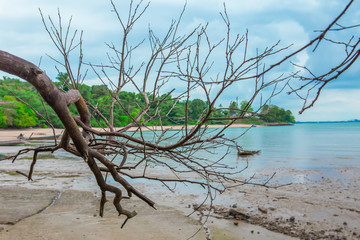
[258,206,268,214]
[237,150,261,157]
[228,209,251,221]
[17,133,25,139]
[203,224,212,240]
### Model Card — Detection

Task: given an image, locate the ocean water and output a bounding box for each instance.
[229,122,360,171]
[116,122,360,187]
[2,122,358,184]
[109,122,360,183]
[29,122,360,171]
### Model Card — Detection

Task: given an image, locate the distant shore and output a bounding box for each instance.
[0,122,296,142]
[0,123,273,141]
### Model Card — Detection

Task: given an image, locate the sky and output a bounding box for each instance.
[0,0,359,121]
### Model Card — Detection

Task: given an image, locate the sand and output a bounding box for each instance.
[1,128,359,239]
[0,128,64,141]
[0,124,253,141]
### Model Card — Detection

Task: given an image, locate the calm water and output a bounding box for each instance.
[229,122,360,171]
[118,122,360,178]
[124,122,360,185]
[2,122,358,183]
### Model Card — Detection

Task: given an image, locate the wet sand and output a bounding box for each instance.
[0,154,295,240]
[0,185,295,240]
[1,157,359,239]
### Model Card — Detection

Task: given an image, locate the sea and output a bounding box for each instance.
[115,122,360,184]
[1,122,359,185]
[215,122,360,183]
[228,122,360,170]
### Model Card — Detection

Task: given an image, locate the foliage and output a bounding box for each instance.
[0,76,296,128]
[260,105,295,123]
[228,101,239,117]
[240,101,254,113]
[0,95,37,128]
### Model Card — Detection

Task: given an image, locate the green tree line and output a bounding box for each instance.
[0,76,295,128]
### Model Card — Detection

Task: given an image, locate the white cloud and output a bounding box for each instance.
[294,89,360,121]
[1,0,359,121]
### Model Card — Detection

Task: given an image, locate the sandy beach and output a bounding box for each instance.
[0,124,254,141]
[0,127,359,239]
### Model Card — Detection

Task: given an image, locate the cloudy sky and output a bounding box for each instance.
[1,0,359,121]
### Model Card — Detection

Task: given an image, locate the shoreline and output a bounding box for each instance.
[0,122,293,142]
[0,124,249,142]
[0,154,359,239]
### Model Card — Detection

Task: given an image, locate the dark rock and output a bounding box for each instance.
[258,206,268,214]
[228,209,250,221]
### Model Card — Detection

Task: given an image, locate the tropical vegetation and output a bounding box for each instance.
[0,76,295,128]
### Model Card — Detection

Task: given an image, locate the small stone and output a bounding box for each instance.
[343,222,347,226]
[233,221,239,226]
[258,206,268,214]
[232,203,237,208]
[251,230,254,234]
[289,216,295,222]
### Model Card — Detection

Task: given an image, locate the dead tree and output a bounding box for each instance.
[0,0,358,227]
